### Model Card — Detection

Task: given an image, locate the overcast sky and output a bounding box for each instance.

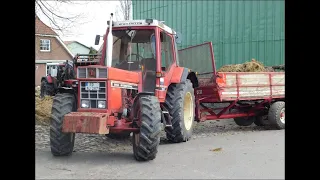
[37,1,124,50]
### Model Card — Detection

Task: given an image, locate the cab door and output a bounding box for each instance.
[159,31,176,95]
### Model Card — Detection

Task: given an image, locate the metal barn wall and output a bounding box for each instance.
[132,0,285,69]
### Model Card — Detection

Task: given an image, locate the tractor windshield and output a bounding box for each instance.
[110,29,156,72]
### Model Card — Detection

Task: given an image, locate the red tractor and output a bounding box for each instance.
[49,14,199,161]
[40,60,75,98]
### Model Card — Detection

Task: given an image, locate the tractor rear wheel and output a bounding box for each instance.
[46,83,55,96]
[50,93,76,156]
[132,95,162,161]
[164,79,195,143]
[40,80,55,98]
[268,101,285,130]
[40,80,46,98]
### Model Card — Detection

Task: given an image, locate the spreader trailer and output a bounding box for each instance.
[178,42,285,129]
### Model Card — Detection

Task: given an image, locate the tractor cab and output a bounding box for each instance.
[93,17,180,95]
[105,26,176,72]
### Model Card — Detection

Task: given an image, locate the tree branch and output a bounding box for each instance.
[39,0,80,20]
[36,0,63,31]
[117,0,132,20]
[35,0,87,35]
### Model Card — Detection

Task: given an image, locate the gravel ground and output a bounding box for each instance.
[36,120,284,179]
[35,119,271,153]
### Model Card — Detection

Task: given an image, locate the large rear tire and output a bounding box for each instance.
[40,80,55,98]
[132,95,162,161]
[164,80,195,143]
[50,93,76,156]
[40,80,46,98]
[268,101,285,130]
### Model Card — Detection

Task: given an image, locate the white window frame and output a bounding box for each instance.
[40,39,51,52]
[46,62,60,76]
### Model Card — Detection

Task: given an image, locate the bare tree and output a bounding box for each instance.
[115,0,132,21]
[35,0,89,36]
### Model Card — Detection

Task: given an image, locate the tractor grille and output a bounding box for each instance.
[78,68,86,78]
[77,68,108,78]
[99,68,108,78]
[80,81,106,108]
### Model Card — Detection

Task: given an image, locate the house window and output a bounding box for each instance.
[40,39,51,51]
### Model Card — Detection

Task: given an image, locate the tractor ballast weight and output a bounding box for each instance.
[49,14,198,161]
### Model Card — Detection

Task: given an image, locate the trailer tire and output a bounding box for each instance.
[254,115,268,126]
[268,101,285,129]
[132,95,162,161]
[164,80,195,143]
[50,93,76,156]
[234,116,255,126]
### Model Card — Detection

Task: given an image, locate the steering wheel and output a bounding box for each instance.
[115,53,144,69]
[126,53,144,62]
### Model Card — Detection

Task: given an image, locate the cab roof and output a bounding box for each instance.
[110,19,176,35]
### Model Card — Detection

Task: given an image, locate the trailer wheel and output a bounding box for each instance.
[234,116,255,126]
[50,93,76,156]
[164,80,195,143]
[268,101,285,129]
[254,115,268,126]
[132,95,162,161]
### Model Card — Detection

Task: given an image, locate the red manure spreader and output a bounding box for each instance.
[178,42,285,129]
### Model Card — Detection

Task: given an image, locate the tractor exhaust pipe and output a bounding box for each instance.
[105,13,113,67]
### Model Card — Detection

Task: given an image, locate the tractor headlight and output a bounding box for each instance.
[81,100,90,108]
[98,100,106,109]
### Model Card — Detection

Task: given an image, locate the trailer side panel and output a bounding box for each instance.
[216,72,284,101]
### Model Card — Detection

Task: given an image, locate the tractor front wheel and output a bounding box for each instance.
[50,93,76,156]
[164,80,195,143]
[132,95,162,161]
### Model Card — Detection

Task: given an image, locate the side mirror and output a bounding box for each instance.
[95,35,100,45]
[175,32,182,44]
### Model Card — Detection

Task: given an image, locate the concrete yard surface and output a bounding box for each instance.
[36,127,284,179]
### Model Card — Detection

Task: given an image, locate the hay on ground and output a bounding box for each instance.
[35,87,53,124]
[35,86,41,97]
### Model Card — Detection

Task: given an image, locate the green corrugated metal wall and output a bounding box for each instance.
[132,0,285,69]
